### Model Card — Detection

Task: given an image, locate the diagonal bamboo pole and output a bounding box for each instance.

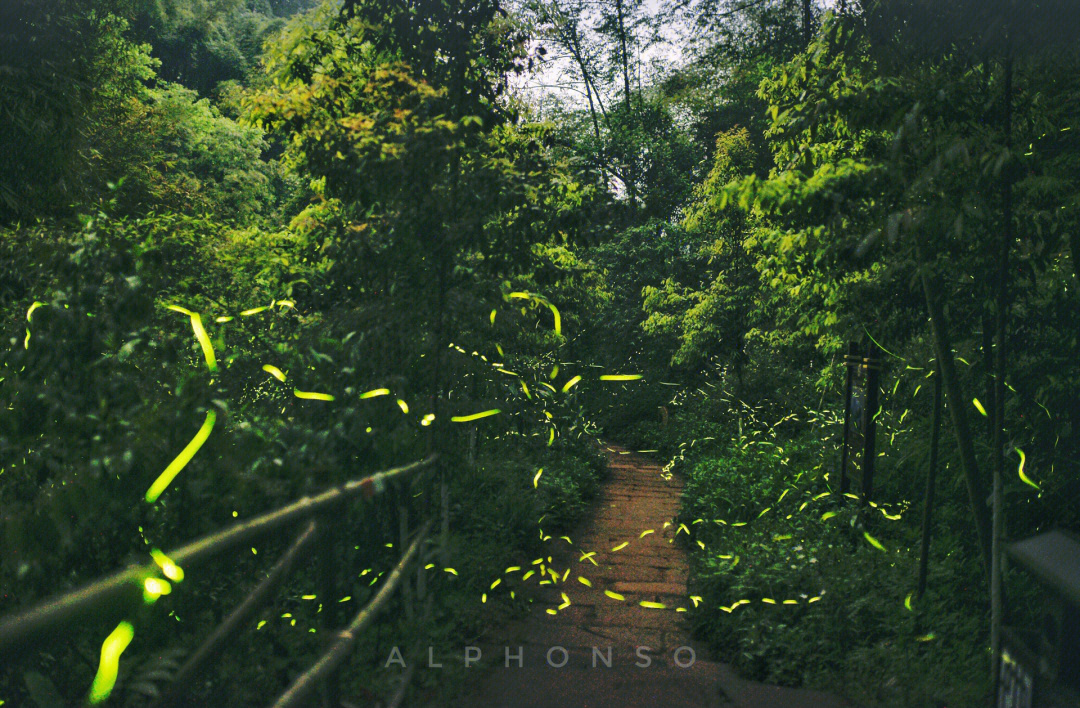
[154,522,318,708]
[270,521,433,708]
[0,456,436,653]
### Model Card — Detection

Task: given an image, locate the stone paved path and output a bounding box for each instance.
[452,444,849,708]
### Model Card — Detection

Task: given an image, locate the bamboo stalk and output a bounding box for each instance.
[918,259,992,581]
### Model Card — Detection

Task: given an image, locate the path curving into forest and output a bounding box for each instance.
[453,444,849,708]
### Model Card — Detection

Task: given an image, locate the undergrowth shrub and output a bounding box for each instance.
[678,433,988,707]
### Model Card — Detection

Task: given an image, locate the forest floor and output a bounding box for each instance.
[450,444,851,708]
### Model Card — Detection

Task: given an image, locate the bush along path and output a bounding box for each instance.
[452,444,849,708]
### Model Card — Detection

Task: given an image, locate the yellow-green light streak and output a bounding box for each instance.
[262,364,286,382]
[294,389,335,401]
[189,313,217,372]
[451,409,501,423]
[1015,448,1040,490]
[150,549,184,582]
[145,410,216,503]
[166,306,216,371]
[88,621,135,704]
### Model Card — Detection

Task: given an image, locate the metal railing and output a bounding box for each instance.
[0,454,439,706]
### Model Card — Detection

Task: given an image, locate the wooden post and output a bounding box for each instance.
[860,343,881,502]
[991,49,1014,696]
[839,342,858,496]
[316,513,341,708]
[917,252,992,581]
[419,394,434,617]
[981,315,996,442]
[155,523,318,708]
[271,523,431,708]
[432,257,450,567]
[398,484,414,624]
[916,372,943,599]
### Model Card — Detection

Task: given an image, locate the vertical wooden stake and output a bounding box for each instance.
[419,394,433,613]
[440,477,450,567]
[917,372,943,599]
[316,515,340,708]
[398,485,414,624]
[839,342,858,496]
[860,343,880,502]
[991,48,1014,697]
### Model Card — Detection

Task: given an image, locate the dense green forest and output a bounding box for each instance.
[1,0,1078,706]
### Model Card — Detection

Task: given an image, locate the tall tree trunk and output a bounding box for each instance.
[615,0,632,113]
[1069,231,1080,282]
[981,313,995,443]
[557,7,606,139]
[917,255,993,582]
[734,357,744,440]
[583,76,602,141]
[554,5,630,192]
[990,50,1014,694]
[802,0,813,45]
[613,0,638,206]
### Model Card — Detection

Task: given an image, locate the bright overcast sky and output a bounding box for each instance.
[509,0,686,113]
[509,0,839,113]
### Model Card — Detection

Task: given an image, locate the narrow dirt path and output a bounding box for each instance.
[453,444,848,708]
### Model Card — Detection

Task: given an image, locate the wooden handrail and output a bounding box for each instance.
[270,520,433,708]
[0,455,437,654]
[154,521,318,708]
